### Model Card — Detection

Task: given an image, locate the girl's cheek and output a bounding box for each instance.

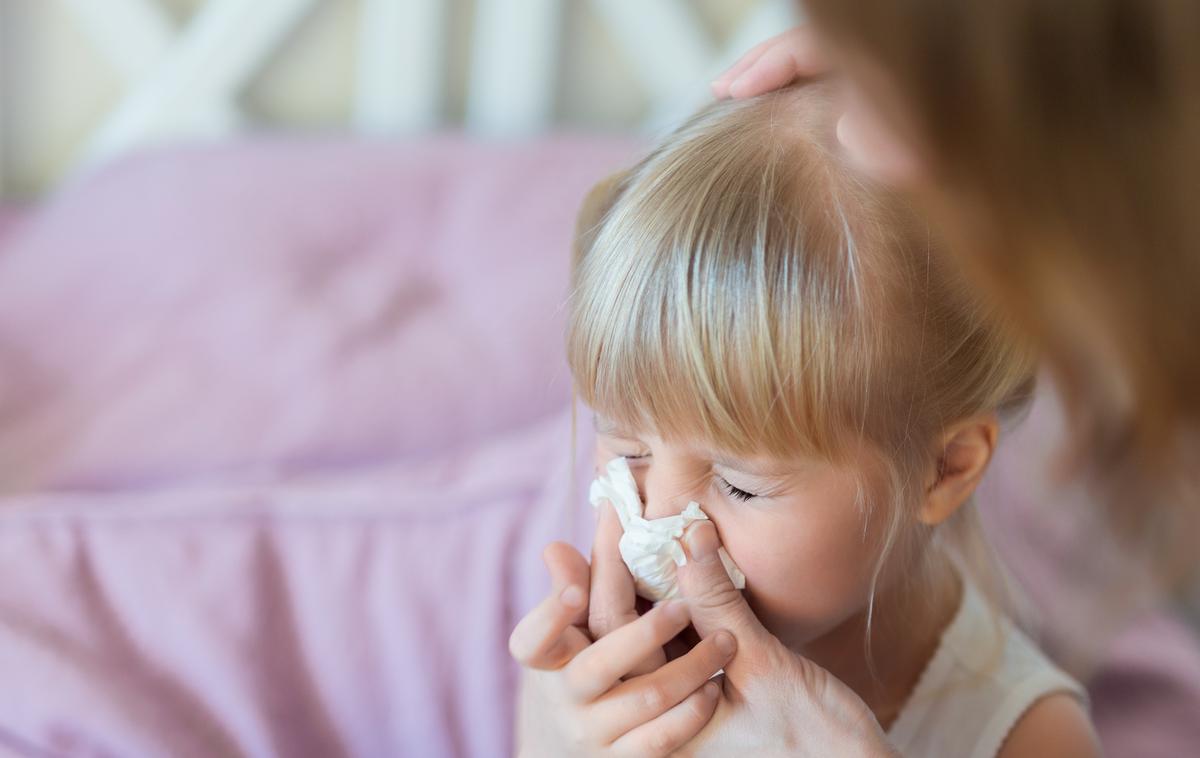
[593,443,618,473]
[719,516,874,615]
[707,516,776,587]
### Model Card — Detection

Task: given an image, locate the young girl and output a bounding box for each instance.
[509,84,1098,757]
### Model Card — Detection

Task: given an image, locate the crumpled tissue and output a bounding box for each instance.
[589,457,747,603]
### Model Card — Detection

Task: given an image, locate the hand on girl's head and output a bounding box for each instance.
[711,26,827,100]
[711,25,919,186]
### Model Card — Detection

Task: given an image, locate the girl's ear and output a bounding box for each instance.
[573,169,628,272]
[919,413,999,525]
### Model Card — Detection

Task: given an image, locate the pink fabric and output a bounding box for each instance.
[0,138,1195,756]
[0,137,627,756]
[0,138,633,493]
[0,206,25,246]
[0,411,595,757]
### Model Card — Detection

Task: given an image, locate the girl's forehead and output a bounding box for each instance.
[591,413,629,436]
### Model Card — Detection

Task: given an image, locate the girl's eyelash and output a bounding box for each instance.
[613,455,757,500]
[718,476,758,502]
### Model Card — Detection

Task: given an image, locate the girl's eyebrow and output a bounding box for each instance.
[709,453,794,478]
[592,414,627,436]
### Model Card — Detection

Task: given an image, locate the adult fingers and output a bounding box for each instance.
[565,601,692,703]
[710,34,778,97]
[509,585,592,670]
[595,629,735,738]
[588,502,639,639]
[544,541,591,626]
[713,27,828,100]
[608,680,722,758]
[590,502,667,675]
[677,521,776,675]
[508,543,592,669]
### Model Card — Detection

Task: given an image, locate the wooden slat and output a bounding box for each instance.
[465,0,563,134]
[57,0,174,81]
[58,0,240,137]
[76,0,318,170]
[0,0,9,198]
[589,0,712,104]
[354,0,447,134]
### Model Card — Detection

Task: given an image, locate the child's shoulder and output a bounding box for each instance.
[889,582,1098,757]
[997,692,1099,758]
[955,586,1098,757]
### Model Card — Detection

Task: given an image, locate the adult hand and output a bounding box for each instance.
[672,521,900,757]
[508,518,737,757]
[713,27,919,187]
[711,27,828,100]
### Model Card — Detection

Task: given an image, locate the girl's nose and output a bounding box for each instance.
[634,465,696,521]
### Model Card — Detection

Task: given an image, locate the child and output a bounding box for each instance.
[510,84,1098,757]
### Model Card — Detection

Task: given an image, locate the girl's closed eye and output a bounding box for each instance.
[613,445,651,462]
[717,474,760,502]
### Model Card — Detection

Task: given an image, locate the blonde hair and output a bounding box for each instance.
[567,85,1036,616]
[804,0,1200,587]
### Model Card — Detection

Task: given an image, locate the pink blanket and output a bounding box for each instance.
[0,138,1195,756]
[0,410,594,757]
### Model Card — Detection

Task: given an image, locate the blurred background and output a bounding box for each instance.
[0,0,800,200]
[0,2,1197,756]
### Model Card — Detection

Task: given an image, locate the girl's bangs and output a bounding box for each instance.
[567,179,869,463]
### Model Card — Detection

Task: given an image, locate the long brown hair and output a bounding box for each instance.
[804,0,1200,586]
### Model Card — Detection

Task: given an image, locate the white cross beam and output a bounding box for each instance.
[354,0,448,134]
[57,0,317,172]
[465,0,564,134]
[59,0,242,141]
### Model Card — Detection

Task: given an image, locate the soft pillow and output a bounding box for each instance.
[0,138,636,493]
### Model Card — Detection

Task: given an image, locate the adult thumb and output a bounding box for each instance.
[677,521,774,663]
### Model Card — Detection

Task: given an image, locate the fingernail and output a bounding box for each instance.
[703,680,720,698]
[560,585,585,609]
[686,522,720,564]
[662,600,689,624]
[714,630,736,657]
[727,74,747,98]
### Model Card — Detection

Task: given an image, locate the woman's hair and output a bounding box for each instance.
[567,84,1036,614]
[803,0,1200,585]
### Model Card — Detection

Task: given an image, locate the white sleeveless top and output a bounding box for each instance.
[886,582,1087,758]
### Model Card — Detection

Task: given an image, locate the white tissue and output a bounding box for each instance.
[589,457,747,603]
